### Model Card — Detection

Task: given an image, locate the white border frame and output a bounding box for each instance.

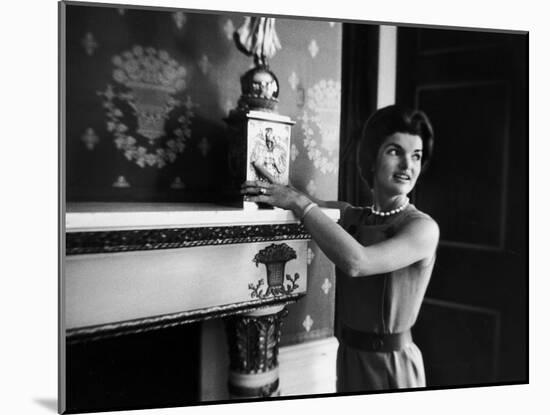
[3,0,542,414]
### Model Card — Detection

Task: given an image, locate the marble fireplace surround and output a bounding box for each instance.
[64,202,340,399]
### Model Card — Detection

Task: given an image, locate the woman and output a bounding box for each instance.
[241,105,439,392]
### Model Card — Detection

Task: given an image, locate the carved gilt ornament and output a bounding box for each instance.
[249,243,300,299]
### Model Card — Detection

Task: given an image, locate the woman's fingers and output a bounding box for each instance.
[240,188,270,196]
[241,180,272,187]
[245,195,273,204]
[241,182,295,210]
[241,181,274,192]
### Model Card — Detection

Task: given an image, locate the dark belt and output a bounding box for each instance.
[341,324,412,352]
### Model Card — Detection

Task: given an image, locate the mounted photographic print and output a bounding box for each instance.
[59,1,528,414]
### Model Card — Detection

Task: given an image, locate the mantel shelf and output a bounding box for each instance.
[66,202,340,232]
[64,202,340,341]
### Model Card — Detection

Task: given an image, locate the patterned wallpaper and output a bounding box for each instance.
[65,4,342,345]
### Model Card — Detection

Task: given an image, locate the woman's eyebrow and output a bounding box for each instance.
[383,143,423,152]
[383,142,401,149]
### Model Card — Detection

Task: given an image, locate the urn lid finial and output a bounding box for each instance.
[233,17,282,112]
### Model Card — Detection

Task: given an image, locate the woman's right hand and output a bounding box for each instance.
[240,163,311,216]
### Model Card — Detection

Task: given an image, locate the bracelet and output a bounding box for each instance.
[301,202,318,220]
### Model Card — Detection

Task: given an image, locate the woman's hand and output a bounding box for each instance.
[241,162,311,216]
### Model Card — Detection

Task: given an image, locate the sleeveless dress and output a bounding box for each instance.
[335,203,436,392]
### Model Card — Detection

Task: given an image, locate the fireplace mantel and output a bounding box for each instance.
[64,202,339,343]
[66,202,320,231]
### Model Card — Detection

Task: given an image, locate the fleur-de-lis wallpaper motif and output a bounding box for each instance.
[198,54,212,75]
[112,175,130,188]
[321,278,332,295]
[223,19,235,40]
[288,71,299,91]
[81,127,99,150]
[290,143,299,162]
[307,247,315,265]
[308,39,319,58]
[303,315,314,332]
[173,11,186,29]
[82,32,98,56]
[224,99,234,115]
[198,137,211,157]
[170,176,185,189]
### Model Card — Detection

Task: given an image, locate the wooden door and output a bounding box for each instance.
[396,27,527,385]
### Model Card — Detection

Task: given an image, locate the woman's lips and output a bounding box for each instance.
[393,173,411,182]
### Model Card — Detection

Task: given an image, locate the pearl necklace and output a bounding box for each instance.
[370,198,409,217]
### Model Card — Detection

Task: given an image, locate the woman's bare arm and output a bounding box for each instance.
[301,206,439,276]
[243,185,438,277]
[243,163,439,276]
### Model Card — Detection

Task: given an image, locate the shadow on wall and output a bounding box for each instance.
[34,398,57,413]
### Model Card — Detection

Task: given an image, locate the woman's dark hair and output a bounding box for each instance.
[357,105,434,187]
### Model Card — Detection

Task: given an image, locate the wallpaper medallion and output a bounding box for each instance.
[98,46,194,169]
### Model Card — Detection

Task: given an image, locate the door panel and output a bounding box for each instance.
[396,27,527,384]
[415,82,509,249]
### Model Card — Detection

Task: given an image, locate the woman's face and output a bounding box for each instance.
[372,132,423,197]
